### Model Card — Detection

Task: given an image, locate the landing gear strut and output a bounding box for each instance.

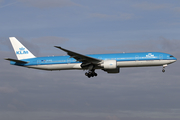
[162,64,167,73]
[85,65,98,78]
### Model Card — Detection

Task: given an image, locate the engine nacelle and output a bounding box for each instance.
[102,60,117,69]
[104,68,120,73]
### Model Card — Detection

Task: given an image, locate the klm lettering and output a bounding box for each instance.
[16,47,29,54]
[16,51,29,54]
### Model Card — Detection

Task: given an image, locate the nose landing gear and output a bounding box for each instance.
[162,64,167,73]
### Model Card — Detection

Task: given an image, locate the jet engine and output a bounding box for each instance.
[101,60,119,73]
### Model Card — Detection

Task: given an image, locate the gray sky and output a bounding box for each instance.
[0,0,180,120]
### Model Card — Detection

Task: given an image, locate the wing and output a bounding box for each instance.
[54,46,102,64]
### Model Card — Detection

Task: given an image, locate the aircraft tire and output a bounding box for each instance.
[94,73,97,76]
[85,72,88,76]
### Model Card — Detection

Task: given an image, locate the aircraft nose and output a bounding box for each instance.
[173,57,177,63]
[175,57,177,61]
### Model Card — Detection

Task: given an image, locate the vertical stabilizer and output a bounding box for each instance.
[9,37,36,60]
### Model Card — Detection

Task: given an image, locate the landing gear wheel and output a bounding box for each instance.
[85,71,98,78]
[162,69,165,73]
[94,73,97,76]
[85,72,88,76]
[85,72,91,78]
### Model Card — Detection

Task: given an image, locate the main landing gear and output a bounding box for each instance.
[85,65,98,78]
[162,64,167,73]
[85,70,98,78]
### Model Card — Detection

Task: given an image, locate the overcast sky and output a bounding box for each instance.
[0,0,180,120]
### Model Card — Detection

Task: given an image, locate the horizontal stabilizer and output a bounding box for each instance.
[5,58,28,64]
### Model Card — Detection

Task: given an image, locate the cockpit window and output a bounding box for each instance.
[170,55,174,57]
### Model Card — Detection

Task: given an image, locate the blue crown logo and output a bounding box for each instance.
[19,47,25,51]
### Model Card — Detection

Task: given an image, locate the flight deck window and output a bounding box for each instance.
[170,55,174,57]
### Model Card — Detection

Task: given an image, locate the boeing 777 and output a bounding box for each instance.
[5,37,177,78]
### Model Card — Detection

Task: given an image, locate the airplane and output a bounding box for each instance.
[5,37,177,78]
